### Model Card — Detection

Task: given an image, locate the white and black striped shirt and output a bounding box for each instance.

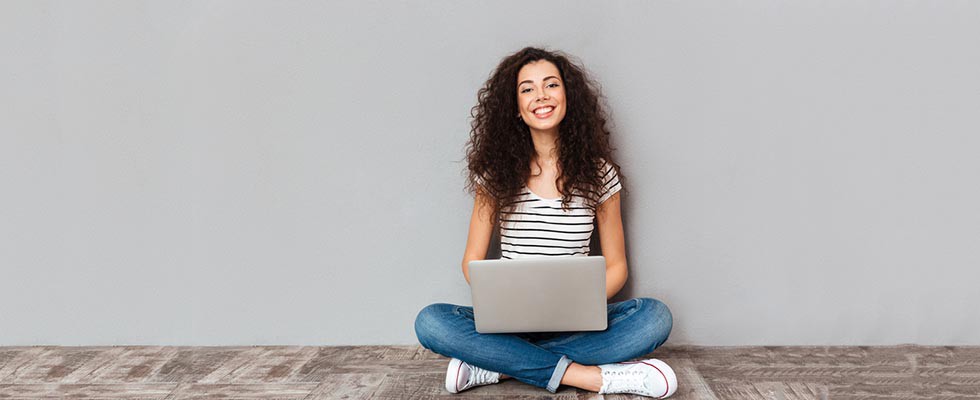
[495,159,621,260]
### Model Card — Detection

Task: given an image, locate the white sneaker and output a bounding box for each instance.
[597,358,678,398]
[445,358,501,394]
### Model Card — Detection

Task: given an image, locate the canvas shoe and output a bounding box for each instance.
[445,358,501,394]
[598,358,678,398]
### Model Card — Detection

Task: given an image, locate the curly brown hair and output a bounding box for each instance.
[463,46,626,225]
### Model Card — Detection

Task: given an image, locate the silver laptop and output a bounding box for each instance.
[468,255,607,334]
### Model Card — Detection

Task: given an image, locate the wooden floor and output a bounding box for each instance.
[0,345,977,399]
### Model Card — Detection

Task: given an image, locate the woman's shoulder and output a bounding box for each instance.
[596,157,622,205]
[597,157,614,172]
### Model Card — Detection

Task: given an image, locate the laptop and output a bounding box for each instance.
[468,255,608,334]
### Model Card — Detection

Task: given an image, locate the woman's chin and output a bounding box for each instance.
[528,121,561,132]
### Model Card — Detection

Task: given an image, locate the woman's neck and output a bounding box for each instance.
[529,127,559,163]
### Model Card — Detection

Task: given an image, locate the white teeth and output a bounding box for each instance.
[534,107,554,115]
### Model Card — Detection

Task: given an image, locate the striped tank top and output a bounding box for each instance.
[496,159,621,259]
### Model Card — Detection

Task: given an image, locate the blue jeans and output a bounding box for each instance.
[414,297,673,393]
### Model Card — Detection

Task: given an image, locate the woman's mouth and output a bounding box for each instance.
[533,106,555,119]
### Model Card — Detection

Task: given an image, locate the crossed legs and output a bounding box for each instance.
[414,297,673,393]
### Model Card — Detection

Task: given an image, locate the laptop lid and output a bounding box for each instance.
[468,255,607,334]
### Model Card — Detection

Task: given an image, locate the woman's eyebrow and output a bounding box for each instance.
[518,75,560,86]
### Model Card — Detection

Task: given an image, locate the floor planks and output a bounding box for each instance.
[0,345,977,399]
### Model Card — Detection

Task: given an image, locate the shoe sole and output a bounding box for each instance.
[445,358,465,394]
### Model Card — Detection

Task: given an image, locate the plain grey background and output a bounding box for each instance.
[2,1,978,346]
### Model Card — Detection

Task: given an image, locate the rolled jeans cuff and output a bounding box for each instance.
[546,354,573,393]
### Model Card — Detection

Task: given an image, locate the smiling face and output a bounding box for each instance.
[517,60,567,133]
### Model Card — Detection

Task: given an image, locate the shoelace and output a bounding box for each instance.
[468,364,500,386]
[600,367,654,395]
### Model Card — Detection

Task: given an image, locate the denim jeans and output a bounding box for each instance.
[414,297,673,393]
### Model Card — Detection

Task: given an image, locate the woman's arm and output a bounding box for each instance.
[461,188,496,285]
[596,191,628,299]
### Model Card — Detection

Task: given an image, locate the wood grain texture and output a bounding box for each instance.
[0,345,976,399]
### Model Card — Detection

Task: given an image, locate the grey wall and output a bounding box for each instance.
[2,0,978,346]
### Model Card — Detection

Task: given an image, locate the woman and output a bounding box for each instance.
[414,47,676,398]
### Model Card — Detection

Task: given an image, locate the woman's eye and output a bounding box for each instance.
[548,83,559,88]
[521,88,531,93]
